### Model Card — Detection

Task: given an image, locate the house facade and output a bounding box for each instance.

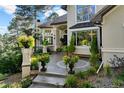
[67,5,105,55]
[37,5,124,66]
[92,5,124,66]
[37,14,67,52]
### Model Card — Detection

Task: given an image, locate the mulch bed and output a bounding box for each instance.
[0,70,38,85]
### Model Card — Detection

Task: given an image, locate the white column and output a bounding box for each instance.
[22,48,32,78]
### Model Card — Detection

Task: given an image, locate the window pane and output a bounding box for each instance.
[72,30,97,46]
[77,5,95,22]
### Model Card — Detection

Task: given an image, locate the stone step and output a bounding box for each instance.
[29,83,56,88]
[31,73,65,88]
[39,72,67,78]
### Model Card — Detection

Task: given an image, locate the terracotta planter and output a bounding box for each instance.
[21,48,32,78]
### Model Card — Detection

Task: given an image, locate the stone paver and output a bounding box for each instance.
[30,53,90,88]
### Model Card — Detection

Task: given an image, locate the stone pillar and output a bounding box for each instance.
[22,48,32,78]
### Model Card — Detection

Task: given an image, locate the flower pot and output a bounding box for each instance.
[68,63,75,74]
[40,61,47,71]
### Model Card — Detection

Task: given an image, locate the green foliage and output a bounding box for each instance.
[68,35,75,53]
[63,55,79,66]
[104,64,112,76]
[70,56,79,65]
[81,39,89,46]
[0,49,22,74]
[56,47,63,52]
[63,55,70,65]
[42,39,48,46]
[65,75,78,88]
[79,81,94,88]
[18,35,35,48]
[75,71,86,79]
[38,53,50,63]
[90,36,99,54]
[116,70,124,81]
[87,67,97,75]
[31,55,39,70]
[21,77,32,88]
[0,73,8,81]
[89,36,99,67]
[0,77,32,88]
[112,79,124,87]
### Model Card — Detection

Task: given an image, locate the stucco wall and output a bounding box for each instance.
[102,6,124,65]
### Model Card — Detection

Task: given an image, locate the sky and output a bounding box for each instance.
[0,5,67,35]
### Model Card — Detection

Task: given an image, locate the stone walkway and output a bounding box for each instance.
[29,53,90,88]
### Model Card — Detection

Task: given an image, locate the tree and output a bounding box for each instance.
[8,5,55,51]
[47,12,59,21]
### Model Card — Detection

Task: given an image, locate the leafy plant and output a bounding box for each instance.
[112,79,123,87]
[81,39,89,46]
[0,73,8,81]
[38,53,50,63]
[75,71,86,79]
[87,67,96,75]
[65,75,78,88]
[42,39,48,46]
[21,77,32,88]
[17,35,34,48]
[63,55,70,65]
[31,56,39,70]
[68,35,75,53]
[79,81,94,88]
[89,36,99,67]
[0,49,22,74]
[104,64,112,76]
[56,47,63,52]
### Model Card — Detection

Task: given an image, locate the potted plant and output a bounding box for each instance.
[63,55,79,74]
[38,53,49,71]
[17,35,34,78]
[42,39,48,53]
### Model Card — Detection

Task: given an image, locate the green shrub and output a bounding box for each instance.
[31,56,39,70]
[21,77,32,88]
[75,71,86,79]
[89,36,99,67]
[38,53,50,63]
[17,35,34,48]
[0,73,8,81]
[79,81,94,88]
[65,75,78,88]
[0,49,22,74]
[87,67,97,75]
[116,70,124,81]
[81,39,89,46]
[56,47,63,52]
[104,64,112,76]
[63,55,70,65]
[68,35,75,53]
[42,39,48,46]
[112,79,124,87]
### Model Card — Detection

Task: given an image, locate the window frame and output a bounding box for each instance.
[71,27,99,47]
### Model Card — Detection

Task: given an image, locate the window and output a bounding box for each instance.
[77,5,95,22]
[72,30,97,46]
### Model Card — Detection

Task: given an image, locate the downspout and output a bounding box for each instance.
[97,25,103,74]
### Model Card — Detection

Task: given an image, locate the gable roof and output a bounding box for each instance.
[38,21,52,28]
[69,22,95,29]
[50,14,67,25]
[91,5,116,24]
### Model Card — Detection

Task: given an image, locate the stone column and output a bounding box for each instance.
[22,48,32,78]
